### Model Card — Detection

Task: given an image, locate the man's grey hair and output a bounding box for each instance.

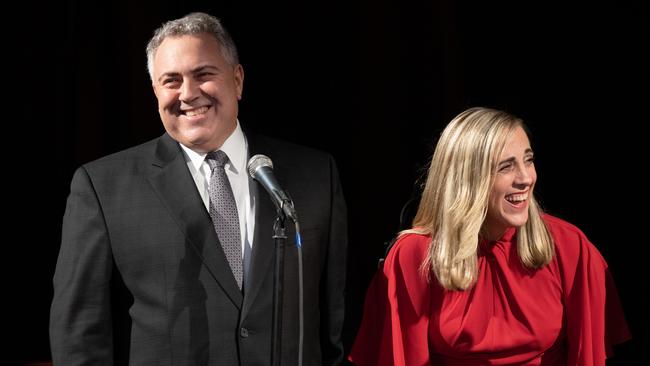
[146,12,239,81]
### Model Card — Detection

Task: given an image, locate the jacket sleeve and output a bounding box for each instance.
[50,166,115,365]
[320,155,348,366]
[348,235,431,366]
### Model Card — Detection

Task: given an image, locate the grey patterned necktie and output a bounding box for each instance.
[206,151,243,290]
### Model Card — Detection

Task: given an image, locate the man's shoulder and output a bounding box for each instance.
[248,133,334,164]
[82,135,163,172]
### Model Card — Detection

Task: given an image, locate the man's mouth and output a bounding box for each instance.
[182,105,210,116]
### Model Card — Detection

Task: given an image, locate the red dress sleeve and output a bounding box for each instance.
[348,234,432,366]
[549,216,631,365]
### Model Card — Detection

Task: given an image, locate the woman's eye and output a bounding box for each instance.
[499,163,513,172]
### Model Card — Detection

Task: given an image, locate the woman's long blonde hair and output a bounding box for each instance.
[405,107,554,290]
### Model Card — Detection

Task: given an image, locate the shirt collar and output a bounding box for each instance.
[479,226,517,250]
[179,120,248,174]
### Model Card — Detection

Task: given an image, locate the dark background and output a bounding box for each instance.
[7,0,648,364]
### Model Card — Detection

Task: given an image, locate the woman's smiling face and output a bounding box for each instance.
[483,126,537,241]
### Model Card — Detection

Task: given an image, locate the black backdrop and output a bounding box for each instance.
[7,0,648,364]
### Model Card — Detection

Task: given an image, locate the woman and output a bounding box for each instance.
[349,107,630,365]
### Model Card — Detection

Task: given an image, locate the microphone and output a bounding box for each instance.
[247,154,298,222]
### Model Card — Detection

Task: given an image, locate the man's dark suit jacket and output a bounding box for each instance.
[50,132,348,365]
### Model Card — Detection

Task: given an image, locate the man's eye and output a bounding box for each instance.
[163,78,180,86]
[196,72,214,79]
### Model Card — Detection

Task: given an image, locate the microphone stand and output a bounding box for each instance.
[248,156,302,366]
[270,199,303,366]
[270,212,287,366]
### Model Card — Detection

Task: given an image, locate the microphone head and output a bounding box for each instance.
[247,154,274,178]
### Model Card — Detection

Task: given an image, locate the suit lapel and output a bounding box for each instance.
[242,134,278,316]
[147,134,243,308]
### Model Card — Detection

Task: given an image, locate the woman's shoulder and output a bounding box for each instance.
[541,213,605,267]
[542,213,591,245]
[394,231,431,250]
[385,231,431,266]
[542,213,585,235]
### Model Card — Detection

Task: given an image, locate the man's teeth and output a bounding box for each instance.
[506,192,528,203]
[185,106,209,116]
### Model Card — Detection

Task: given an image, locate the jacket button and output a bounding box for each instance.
[240,327,249,338]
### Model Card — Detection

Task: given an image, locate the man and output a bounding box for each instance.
[50,12,347,366]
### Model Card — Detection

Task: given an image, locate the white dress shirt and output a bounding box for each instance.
[179,121,256,284]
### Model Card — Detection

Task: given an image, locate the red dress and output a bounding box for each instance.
[348,214,630,365]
